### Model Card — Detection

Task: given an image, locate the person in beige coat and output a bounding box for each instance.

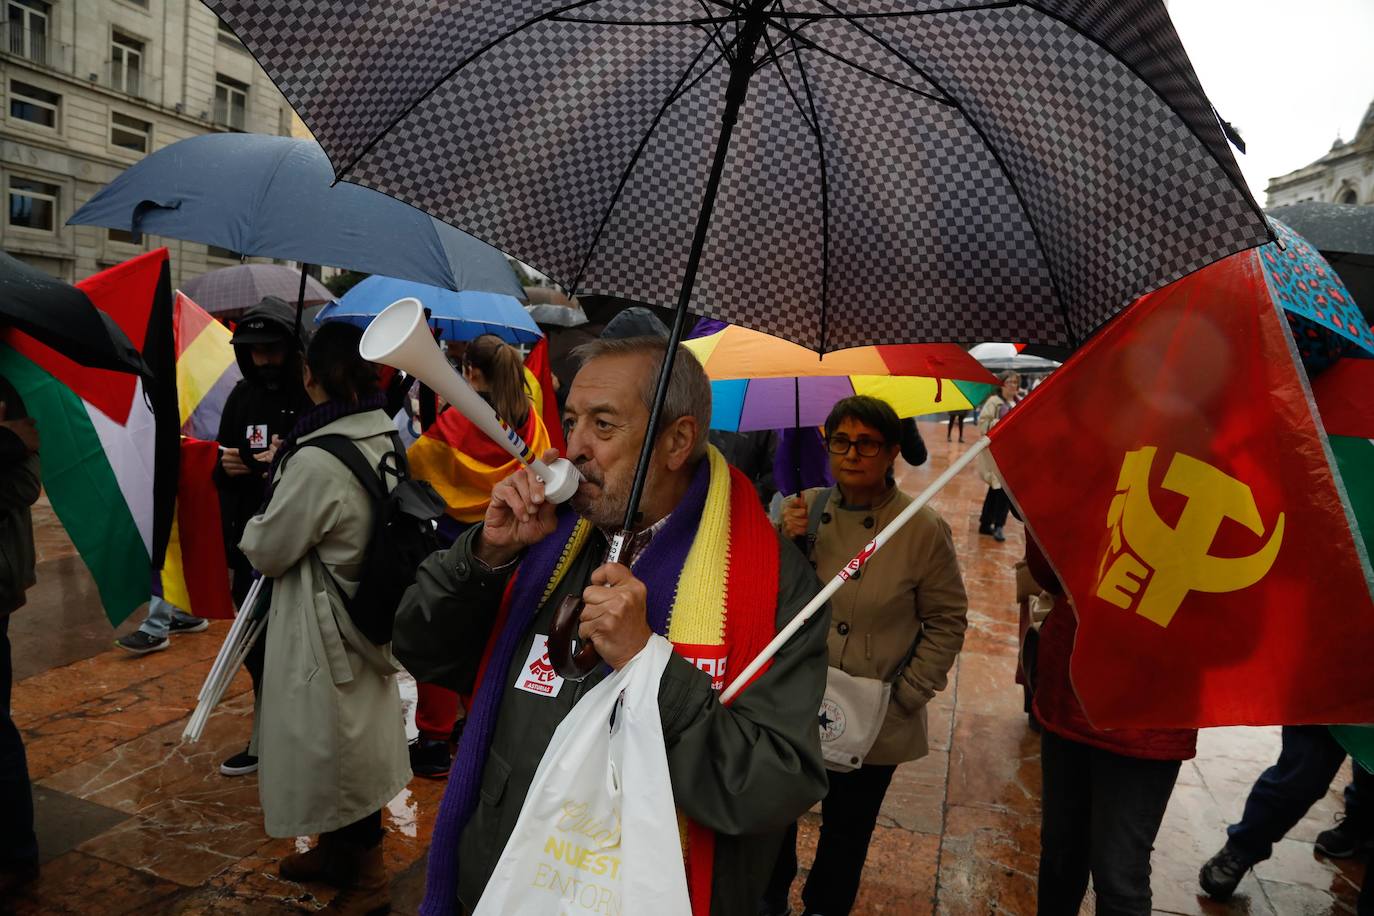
[976,371,1021,542]
[764,395,969,916]
[239,322,409,916]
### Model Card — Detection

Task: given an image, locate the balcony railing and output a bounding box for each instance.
[0,22,74,74]
[98,63,161,103]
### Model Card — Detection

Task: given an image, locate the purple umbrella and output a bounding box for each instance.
[180,263,332,317]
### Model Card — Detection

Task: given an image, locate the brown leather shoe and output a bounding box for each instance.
[322,842,389,915]
[280,834,345,885]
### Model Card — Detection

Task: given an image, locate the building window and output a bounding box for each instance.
[110,111,152,153]
[108,227,140,244]
[110,33,144,96]
[8,175,58,232]
[5,0,49,66]
[9,79,58,128]
[206,244,242,261]
[214,75,248,130]
[217,18,245,51]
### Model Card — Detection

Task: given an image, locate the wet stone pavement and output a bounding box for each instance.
[6,422,1367,914]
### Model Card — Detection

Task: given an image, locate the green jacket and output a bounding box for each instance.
[394,523,831,915]
[0,376,39,616]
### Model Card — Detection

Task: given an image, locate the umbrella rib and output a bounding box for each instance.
[771,1,1017,22]
[337,0,613,181]
[812,0,1079,346]
[761,16,953,107]
[760,15,831,353]
[549,14,746,26]
[566,30,738,297]
[692,0,735,62]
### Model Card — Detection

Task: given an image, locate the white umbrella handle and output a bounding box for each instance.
[719,438,989,705]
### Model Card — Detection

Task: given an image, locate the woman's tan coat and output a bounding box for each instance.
[801,485,968,765]
[239,410,410,838]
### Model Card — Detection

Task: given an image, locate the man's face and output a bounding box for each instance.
[250,342,288,367]
[562,352,655,529]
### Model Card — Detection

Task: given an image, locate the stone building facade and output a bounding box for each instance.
[1266,98,1374,208]
[0,0,291,286]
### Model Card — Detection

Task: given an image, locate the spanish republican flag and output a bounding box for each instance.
[155,292,239,620]
[524,336,565,453]
[409,400,553,525]
[989,250,1374,729]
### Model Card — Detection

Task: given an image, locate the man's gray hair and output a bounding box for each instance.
[572,336,712,459]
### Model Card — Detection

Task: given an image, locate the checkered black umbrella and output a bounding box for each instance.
[211,0,1267,354]
[211,1,1273,645]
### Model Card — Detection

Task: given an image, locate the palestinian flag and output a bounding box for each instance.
[1313,357,1374,766]
[0,250,178,625]
[155,292,240,620]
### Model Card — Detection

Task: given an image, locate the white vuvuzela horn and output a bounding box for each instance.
[359,297,580,504]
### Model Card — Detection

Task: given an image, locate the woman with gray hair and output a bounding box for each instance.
[976,371,1021,542]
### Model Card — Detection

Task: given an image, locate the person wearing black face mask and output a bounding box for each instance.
[212,295,311,778]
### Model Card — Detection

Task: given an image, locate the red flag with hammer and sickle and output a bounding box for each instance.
[989,248,1374,729]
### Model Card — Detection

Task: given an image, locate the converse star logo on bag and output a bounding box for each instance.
[818,698,847,741]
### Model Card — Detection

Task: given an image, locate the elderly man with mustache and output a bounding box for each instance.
[394,336,830,916]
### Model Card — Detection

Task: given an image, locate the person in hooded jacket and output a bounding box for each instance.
[213,295,311,777]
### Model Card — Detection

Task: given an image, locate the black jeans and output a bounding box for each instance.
[763,763,896,916]
[0,614,37,869]
[1227,724,1372,861]
[1038,730,1181,916]
[979,487,1010,529]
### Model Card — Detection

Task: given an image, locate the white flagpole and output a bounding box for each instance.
[720,438,989,705]
[183,577,267,742]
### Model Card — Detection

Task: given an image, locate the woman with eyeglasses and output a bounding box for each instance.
[763,396,968,916]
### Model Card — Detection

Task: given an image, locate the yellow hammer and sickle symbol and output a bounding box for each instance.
[1096,447,1285,627]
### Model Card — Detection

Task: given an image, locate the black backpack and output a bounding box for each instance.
[297,432,446,644]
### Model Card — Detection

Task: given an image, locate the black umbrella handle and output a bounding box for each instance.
[550,595,602,680]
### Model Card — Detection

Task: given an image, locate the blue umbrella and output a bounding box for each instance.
[318,276,542,345]
[68,133,524,301]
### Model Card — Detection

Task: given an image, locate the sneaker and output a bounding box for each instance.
[220,749,259,777]
[410,738,452,779]
[1198,842,1257,901]
[114,631,169,655]
[993,526,1006,542]
[978,523,995,536]
[1315,816,1371,858]
[168,616,209,634]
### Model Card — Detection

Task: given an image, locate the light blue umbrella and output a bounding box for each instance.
[317,275,541,344]
[68,133,525,301]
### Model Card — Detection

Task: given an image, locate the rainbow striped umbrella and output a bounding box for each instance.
[682,325,998,432]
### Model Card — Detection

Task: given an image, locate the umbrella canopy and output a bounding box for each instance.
[180,264,333,317]
[684,323,996,431]
[69,133,527,301]
[1262,219,1374,359]
[318,275,542,344]
[0,251,145,374]
[968,342,1061,374]
[1268,202,1374,325]
[214,1,1267,353]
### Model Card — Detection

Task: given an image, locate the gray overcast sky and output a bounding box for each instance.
[1168,0,1374,204]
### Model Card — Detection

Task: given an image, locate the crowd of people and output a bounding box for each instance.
[1,299,1370,915]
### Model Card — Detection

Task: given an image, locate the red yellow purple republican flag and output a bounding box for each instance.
[409,398,553,525]
[154,292,240,620]
[989,249,1374,729]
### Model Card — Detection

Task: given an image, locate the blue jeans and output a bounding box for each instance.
[1038,730,1181,916]
[0,614,37,868]
[137,595,200,640]
[1227,724,1372,862]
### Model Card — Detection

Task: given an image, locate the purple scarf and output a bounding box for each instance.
[262,393,388,489]
[420,457,713,916]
